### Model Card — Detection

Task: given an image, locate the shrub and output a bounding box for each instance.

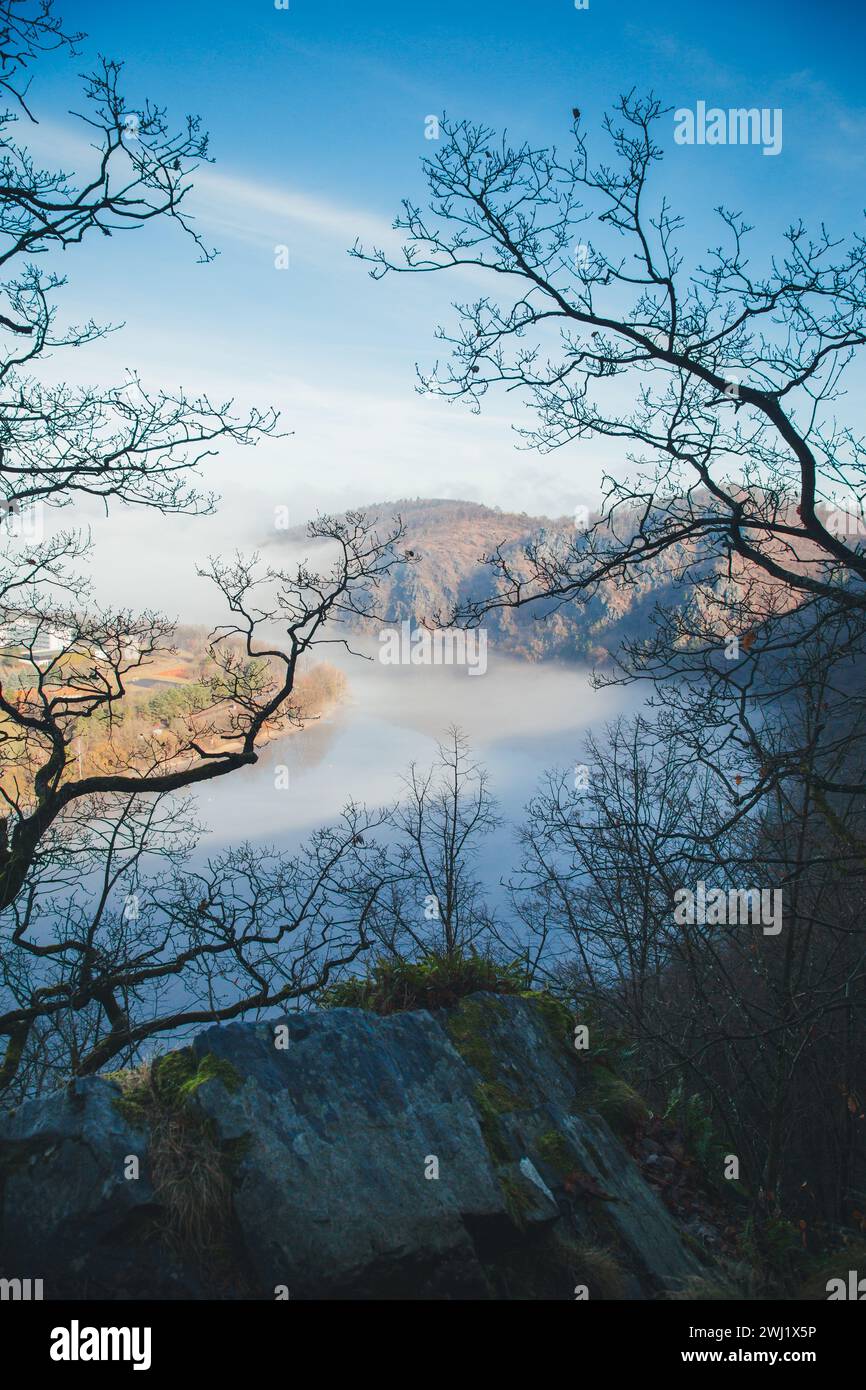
[319,950,527,1015]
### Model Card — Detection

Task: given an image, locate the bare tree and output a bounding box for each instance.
[355,93,866,624]
[0,3,414,1091]
[0,789,397,1099]
[510,704,866,1222]
[369,726,500,960]
[0,5,409,904]
[0,511,407,909]
[0,0,81,120]
[0,5,275,518]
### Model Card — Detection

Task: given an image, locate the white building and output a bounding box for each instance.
[0,618,107,663]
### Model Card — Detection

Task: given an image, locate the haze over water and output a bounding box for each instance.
[193,638,641,912]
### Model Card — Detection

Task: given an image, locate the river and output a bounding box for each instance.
[192,637,640,912]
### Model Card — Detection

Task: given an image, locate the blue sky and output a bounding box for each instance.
[21,0,866,615]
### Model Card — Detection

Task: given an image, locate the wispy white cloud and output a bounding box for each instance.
[190,166,399,252]
[775,69,866,170]
[22,115,401,254]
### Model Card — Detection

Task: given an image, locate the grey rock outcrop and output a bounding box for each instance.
[0,993,703,1299]
[0,1075,204,1298]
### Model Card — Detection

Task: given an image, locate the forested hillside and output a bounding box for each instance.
[274,497,694,662]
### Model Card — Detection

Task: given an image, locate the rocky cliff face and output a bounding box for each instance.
[0,994,703,1300]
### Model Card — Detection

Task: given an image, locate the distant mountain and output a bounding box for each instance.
[271,497,695,663]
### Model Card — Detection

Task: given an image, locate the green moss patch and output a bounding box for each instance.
[536,1129,574,1178]
[447,998,533,1126]
[109,1049,241,1128]
[520,990,574,1055]
[576,1064,649,1140]
[444,995,505,1077]
[499,1168,535,1231]
[475,1084,514,1167]
[104,1049,248,1275]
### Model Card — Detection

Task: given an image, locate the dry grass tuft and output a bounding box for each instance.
[572,1243,629,1299]
[112,1057,235,1263]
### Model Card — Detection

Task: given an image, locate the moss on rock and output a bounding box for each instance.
[446,998,533,1170]
[499,1168,535,1231]
[444,996,502,1079]
[581,1065,649,1139]
[536,1129,574,1178]
[474,1085,513,1167]
[520,990,574,1055]
[103,1049,248,1276]
[109,1049,241,1128]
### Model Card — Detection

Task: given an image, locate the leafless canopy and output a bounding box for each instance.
[354,93,866,620]
[0,2,411,1094]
